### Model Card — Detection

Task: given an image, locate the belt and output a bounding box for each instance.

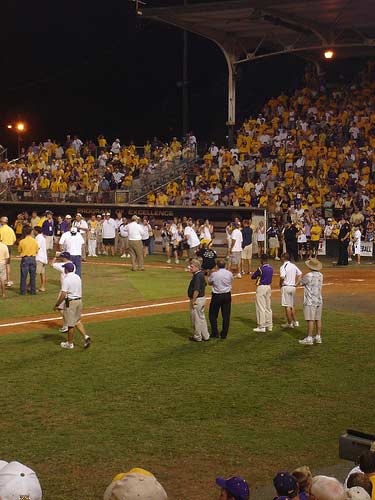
[69,298,81,301]
[283,284,296,287]
[22,255,36,258]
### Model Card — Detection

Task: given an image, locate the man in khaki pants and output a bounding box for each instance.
[187,259,209,342]
[127,215,145,271]
[251,254,274,333]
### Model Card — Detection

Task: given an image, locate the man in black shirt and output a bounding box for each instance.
[337,215,350,265]
[283,220,299,261]
[241,218,253,274]
[196,243,217,273]
[187,259,210,342]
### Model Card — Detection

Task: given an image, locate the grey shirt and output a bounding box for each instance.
[208,268,233,294]
[300,271,323,307]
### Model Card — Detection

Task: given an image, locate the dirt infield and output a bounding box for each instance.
[0,266,374,336]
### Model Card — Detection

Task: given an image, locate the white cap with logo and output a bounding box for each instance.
[103,468,167,500]
[0,461,42,500]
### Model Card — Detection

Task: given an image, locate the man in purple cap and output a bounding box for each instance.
[273,471,300,500]
[53,262,90,349]
[216,475,250,500]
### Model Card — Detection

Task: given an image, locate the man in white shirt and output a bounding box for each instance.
[118,216,130,258]
[59,227,84,277]
[183,219,200,258]
[230,222,243,279]
[279,252,302,328]
[54,262,90,350]
[126,215,145,271]
[102,212,117,256]
[34,227,48,292]
[72,213,88,260]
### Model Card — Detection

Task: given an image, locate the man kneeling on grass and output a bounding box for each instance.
[53,262,90,350]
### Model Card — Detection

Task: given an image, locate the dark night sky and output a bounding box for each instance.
[0,0,309,153]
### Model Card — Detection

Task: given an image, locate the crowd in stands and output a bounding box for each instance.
[0,133,197,201]
[3,446,375,500]
[144,63,375,244]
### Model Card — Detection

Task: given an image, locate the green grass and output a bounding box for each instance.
[1,302,374,499]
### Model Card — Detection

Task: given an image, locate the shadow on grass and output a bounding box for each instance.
[42,333,65,343]
[166,326,189,339]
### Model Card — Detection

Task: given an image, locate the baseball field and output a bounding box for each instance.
[1,255,375,500]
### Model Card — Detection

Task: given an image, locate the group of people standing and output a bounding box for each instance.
[187,251,324,346]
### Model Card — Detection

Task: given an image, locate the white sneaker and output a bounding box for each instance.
[166,259,171,263]
[281,323,294,328]
[121,254,126,258]
[253,327,266,332]
[348,257,352,262]
[6,281,13,287]
[236,273,242,279]
[293,321,299,327]
[275,257,280,261]
[60,341,74,349]
[266,327,273,332]
[59,326,69,333]
[175,259,179,264]
[299,336,314,345]
[314,335,322,344]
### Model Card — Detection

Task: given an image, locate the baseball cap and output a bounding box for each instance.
[65,214,72,219]
[45,210,52,215]
[0,461,42,500]
[0,461,8,471]
[273,472,298,496]
[103,468,167,500]
[347,487,371,500]
[63,262,75,272]
[216,476,249,500]
[76,213,82,217]
[59,251,71,259]
[70,227,78,234]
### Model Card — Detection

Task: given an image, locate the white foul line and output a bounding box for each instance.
[0,283,334,330]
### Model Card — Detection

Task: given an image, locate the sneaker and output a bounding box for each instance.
[175,259,180,264]
[299,336,314,345]
[314,335,322,344]
[348,257,352,262]
[6,281,13,287]
[281,323,294,328]
[236,273,242,279]
[188,336,201,342]
[266,327,273,332]
[293,321,299,327]
[120,254,126,258]
[166,259,171,263]
[84,336,91,349]
[59,326,69,333]
[253,326,266,332]
[275,257,280,261]
[60,341,74,349]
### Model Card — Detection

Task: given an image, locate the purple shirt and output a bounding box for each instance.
[251,263,273,285]
[42,219,54,236]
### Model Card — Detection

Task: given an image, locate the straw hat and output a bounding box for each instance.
[305,258,322,271]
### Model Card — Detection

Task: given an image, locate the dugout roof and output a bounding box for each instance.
[143,0,375,63]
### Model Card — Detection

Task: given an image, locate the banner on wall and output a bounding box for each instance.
[360,241,373,257]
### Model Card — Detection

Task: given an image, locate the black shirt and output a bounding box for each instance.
[196,248,217,270]
[284,225,298,243]
[241,226,253,247]
[339,222,350,240]
[187,271,206,298]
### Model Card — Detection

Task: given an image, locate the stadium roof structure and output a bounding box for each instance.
[143,0,375,139]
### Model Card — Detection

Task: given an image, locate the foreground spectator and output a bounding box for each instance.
[0,461,42,500]
[310,475,346,500]
[359,450,375,498]
[273,471,300,500]
[347,487,371,500]
[103,467,167,500]
[292,465,312,500]
[216,475,250,500]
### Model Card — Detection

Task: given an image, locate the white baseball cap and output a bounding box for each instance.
[103,468,167,500]
[346,487,371,500]
[0,461,42,500]
[0,461,8,471]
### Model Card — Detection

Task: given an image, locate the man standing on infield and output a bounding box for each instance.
[208,259,233,339]
[280,252,302,328]
[54,262,90,350]
[298,258,323,345]
[251,254,274,332]
[187,259,209,342]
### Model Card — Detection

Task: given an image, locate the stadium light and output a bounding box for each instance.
[7,124,12,129]
[324,49,334,59]
[16,122,25,132]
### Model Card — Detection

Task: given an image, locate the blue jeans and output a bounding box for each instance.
[70,255,82,277]
[20,256,36,294]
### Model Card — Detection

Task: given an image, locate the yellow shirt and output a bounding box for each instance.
[19,235,39,257]
[310,225,322,241]
[0,242,9,264]
[0,224,16,246]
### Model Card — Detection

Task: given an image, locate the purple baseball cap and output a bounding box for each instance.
[216,476,250,500]
[60,252,71,259]
[273,472,298,496]
[62,262,75,273]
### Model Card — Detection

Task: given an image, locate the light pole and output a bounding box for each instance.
[7,122,26,156]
